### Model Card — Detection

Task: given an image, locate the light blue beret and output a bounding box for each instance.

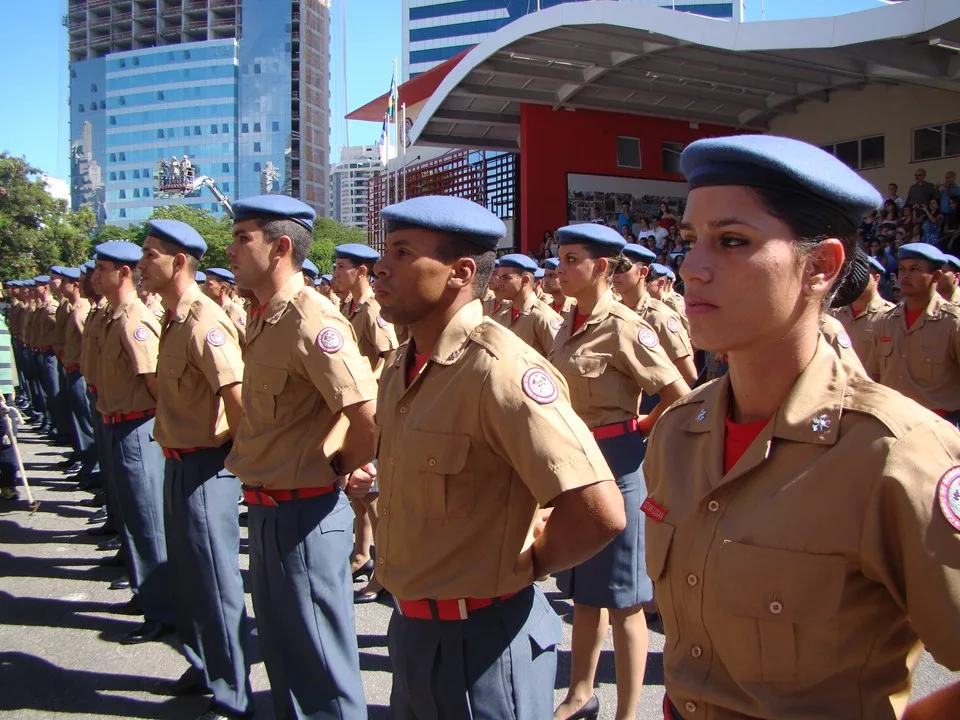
[381,196,506,251]
[34,275,51,283]
[498,253,538,273]
[866,256,887,275]
[320,273,333,283]
[232,194,316,231]
[195,271,206,283]
[147,219,207,260]
[335,243,380,264]
[622,243,657,264]
[649,263,673,280]
[898,242,946,267]
[82,260,96,273]
[95,241,142,265]
[23,279,36,287]
[534,268,545,279]
[944,254,960,271]
[205,267,235,283]
[57,267,82,280]
[542,258,560,270]
[302,259,319,279]
[50,265,67,276]
[556,223,626,253]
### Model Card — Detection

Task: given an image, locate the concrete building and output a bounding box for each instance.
[66,0,331,225]
[329,145,380,230]
[402,0,737,79]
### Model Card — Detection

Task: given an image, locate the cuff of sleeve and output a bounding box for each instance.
[214,370,242,390]
[328,379,379,414]
[645,370,681,396]
[529,455,613,508]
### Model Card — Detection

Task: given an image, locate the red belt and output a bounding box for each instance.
[162,446,213,461]
[396,592,521,621]
[592,417,639,440]
[104,408,156,425]
[87,384,97,394]
[37,346,53,352]
[64,364,81,373]
[663,696,683,719]
[242,485,336,507]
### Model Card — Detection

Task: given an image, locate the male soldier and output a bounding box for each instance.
[7,282,35,416]
[317,274,337,305]
[647,263,689,334]
[333,243,400,605]
[833,255,895,362]
[140,285,166,322]
[138,220,252,720]
[203,267,247,344]
[58,266,98,487]
[613,244,698,386]
[20,281,47,426]
[50,267,80,463]
[31,275,66,443]
[937,255,960,304]
[301,257,319,287]
[533,267,553,305]
[373,195,627,718]
[225,195,377,719]
[93,241,173,644]
[542,258,577,322]
[866,243,960,429]
[492,253,563,357]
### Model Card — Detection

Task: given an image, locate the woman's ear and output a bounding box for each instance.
[803,238,844,297]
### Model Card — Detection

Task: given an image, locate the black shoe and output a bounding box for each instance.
[354,588,386,605]
[112,597,143,616]
[81,494,106,508]
[352,558,374,582]
[87,507,108,523]
[87,523,116,537]
[195,703,251,720]
[65,461,83,474]
[98,552,125,567]
[119,620,173,645]
[564,696,600,720]
[109,577,130,590]
[150,667,209,697]
[97,536,121,551]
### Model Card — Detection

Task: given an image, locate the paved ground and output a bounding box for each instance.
[0,423,957,719]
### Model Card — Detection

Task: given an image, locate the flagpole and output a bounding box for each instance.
[401,102,407,202]
[393,56,399,205]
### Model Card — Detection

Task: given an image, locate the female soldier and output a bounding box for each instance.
[551,223,691,720]
[645,134,960,720]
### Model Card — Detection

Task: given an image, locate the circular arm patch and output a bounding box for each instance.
[521,367,559,405]
[317,327,344,353]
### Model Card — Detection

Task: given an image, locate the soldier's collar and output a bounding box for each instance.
[261,272,305,325]
[583,289,618,326]
[432,299,483,365]
[110,290,139,320]
[169,283,202,324]
[517,291,538,316]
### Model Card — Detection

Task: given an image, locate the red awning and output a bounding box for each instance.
[345,50,471,122]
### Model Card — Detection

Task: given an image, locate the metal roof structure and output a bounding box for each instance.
[409,0,960,152]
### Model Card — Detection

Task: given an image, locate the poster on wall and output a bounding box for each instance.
[566,173,688,227]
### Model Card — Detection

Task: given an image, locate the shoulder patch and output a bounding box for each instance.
[836,330,851,349]
[133,326,149,342]
[206,328,226,347]
[376,314,388,329]
[937,466,960,532]
[317,327,344,353]
[666,317,680,333]
[549,317,562,330]
[638,327,659,349]
[522,367,559,405]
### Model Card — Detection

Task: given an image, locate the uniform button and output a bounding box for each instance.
[262,384,268,390]
[428,458,437,467]
[686,574,699,587]
[684,701,697,713]
[691,645,702,658]
[378,557,385,565]
[769,600,783,615]
[707,500,719,512]
[399,407,407,415]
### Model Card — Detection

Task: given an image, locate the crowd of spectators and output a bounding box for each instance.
[535,167,960,303]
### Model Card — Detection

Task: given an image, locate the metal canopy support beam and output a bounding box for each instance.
[433,109,521,126]
[453,81,557,104]
[418,131,519,152]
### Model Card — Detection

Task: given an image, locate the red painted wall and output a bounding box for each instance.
[518,104,736,255]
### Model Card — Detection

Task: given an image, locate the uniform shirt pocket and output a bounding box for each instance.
[571,353,609,399]
[715,540,846,684]
[404,430,473,520]
[915,329,951,383]
[645,521,680,647]
[250,365,289,422]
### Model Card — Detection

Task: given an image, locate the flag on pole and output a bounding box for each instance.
[386,71,398,121]
[376,113,389,167]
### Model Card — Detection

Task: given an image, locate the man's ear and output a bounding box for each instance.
[448,256,477,291]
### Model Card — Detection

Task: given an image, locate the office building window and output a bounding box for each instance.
[254,122,261,132]
[143,188,150,198]
[211,124,218,134]
[119,190,126,199]
[109,172,117,181]
[194,125,201,135]
[133,170,140,179]
[109,153,117,162]
[133,189,140,198]
[254,162,261,172]
[119,171,126,180]
[821,135,885,169]
[222,163,230,172]
[913,121,960,161]
[158,129,165,138]
[184,126,191,136]
[221,123,229,133]
[272,121,280,132]
[78,104,85,113]
[119,209,126,218]
[110,116,116,125]
[254,63,261,74]
[253,142,261,152]
[617,136,642,169]
[119,152,125,161]
[241,123,249,133]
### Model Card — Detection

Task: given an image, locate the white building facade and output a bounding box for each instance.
[330,145,381,230]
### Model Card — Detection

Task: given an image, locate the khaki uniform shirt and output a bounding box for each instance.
[493,292,563,357]
[481,288,497,316]
[144,294,165,322]
[343,288,399,376]
[223,301,247,345]
[644,339,960,720]
[942,286,960,305]
[8,301,24,340]
[549,295,578,324]
[155,284,243,449]
[62,297,91,368]
[375,299,613,600]
[224,273,378,490]
[96,293,160,416]
[663,291,689,332]
[833,293,894,364]
[632,293,693,366]
[821,313,866,373]
[53,299,72,359]
[22,303,38,348]
[551,290,681,428]
[866,294,960,412]
[33,298,60,350]
[538,289,554,306]
[80,298,109,388]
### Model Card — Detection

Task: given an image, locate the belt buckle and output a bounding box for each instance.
[257,488,278,507]
[392,596,405,616]
[457,599,468,620]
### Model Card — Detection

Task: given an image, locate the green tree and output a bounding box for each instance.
[309,216,366,274]
[148,205,233,269]
[92,223,140,245]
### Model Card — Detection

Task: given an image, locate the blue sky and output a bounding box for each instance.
[0,0,890,185]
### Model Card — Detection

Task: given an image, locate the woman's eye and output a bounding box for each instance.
[720,235,747,248]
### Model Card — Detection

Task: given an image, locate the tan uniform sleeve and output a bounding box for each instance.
[190,316,244,391]
[479,357,613,506]
[859,420,960,670]
[863,321,884,381]
[649,312,692,363]
[297,311,378,414]
[119,315,159,375]
[615,318,682,396]
[533,313,559,357]
[368,307,399,357]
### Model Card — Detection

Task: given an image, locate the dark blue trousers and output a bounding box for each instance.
[27,351,47,420]
[56,363,77,449]
[36,351,64,439]
[388,585,561,720]
[247,490,365,720]
[164,445,252,716]
[106,415,171,625]
[11,341,30,404]
[90,390,118,518]
[65,370,97,477]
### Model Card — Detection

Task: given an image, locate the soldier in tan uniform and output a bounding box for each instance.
[332,242,400,605]
[492,253,564,357]
[820,313,866,372]
[866,243,960,430]
[138,219,253,719]
[316,273,337,305]
[534,267,554,305]
[542,257,578,322]
[50,266,83,469]
[225,195,377,718]
[140,287,166,322]
[483,259,510,317]
[31,275,66,443]
[645,134,960,720]
[19,282,47,425]
[202,267,247,344]
[647,263,690,336]
[937,254,960,304]
[93,241,173,646]
[613,243,698,386]
[374,194,625,719]
[833,254,895,363]
[550,223,690,720]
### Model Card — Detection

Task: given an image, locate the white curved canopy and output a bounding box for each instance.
[410,0,960,152]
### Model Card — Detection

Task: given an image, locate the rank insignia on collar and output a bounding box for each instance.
[811,414,831,433]
[696,409,707,422]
